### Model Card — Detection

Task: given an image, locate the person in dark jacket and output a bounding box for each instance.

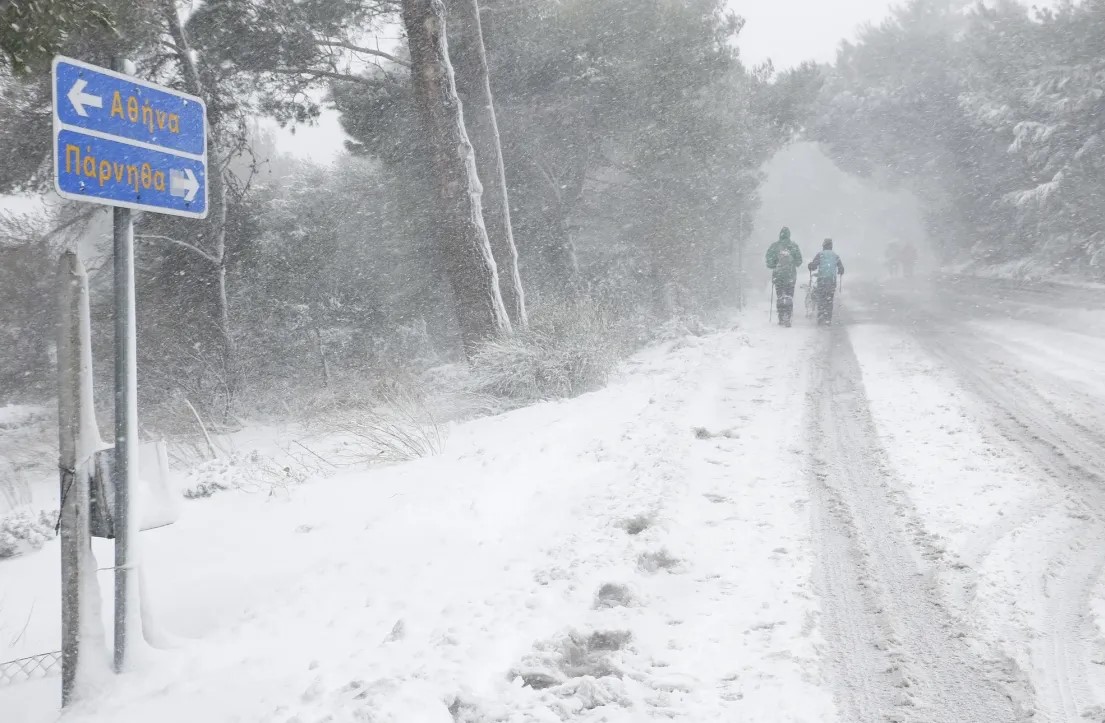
[765,227,802,327]
[808,238,844,325]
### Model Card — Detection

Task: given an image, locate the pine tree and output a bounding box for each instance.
[446,0,528,329]
[400,0,512,352]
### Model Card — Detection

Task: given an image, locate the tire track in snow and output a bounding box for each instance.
[908,323,1105,723]
[808,327,1028,723]
[807,462,900,723]
[866,283,1105,721]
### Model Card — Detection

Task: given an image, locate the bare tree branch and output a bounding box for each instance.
[534,157,562,203]
[316,39,410,68]
[0,205,100,247]
[136,234,220,265]
[269,67,383,86]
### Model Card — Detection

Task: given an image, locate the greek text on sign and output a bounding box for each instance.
[57,131,206,214]
[52,56,208,218]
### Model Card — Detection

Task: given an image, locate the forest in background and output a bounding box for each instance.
[0,0,816,431]
[1,0,1104,435]
[815,0,1105,278]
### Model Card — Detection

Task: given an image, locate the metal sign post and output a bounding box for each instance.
[51,54,208,685]
[109,57,137,674]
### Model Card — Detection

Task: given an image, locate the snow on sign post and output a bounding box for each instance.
[52,56,208,217]
[52,55,208,694]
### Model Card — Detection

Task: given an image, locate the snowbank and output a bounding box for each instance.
[943,258,1105,290]
[0,313,837,723]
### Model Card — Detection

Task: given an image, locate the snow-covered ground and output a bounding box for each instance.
[847,279,1105,721]
[1,311,837,723]
[7,276,1105,722]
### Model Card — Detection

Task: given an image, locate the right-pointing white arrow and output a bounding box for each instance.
[169,168,199,203]
[67,78,102,117]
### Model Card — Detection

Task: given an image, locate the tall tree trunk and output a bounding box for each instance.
[401,0,512,354]
[534,158,583,294]
[446,0,527,329]
[162,0,236,407]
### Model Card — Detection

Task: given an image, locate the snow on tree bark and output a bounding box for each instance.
[446,0,528,330]
[401,0,513,353]
[56,251,111,704]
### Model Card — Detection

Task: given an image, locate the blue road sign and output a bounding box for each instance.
[52,56,208,218]
[56,130,207,216]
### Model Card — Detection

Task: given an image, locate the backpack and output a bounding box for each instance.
[817,250,840,281]
[777,247,793,267]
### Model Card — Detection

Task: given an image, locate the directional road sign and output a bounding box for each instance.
[52,56,208,218]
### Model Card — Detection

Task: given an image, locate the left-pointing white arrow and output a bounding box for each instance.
[67,79,102,117]
[169,168,199,203]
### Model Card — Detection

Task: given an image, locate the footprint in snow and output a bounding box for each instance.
[511,629,633,694]
[693,426,740,440]
[638,549,683,574]
[618,514,654,536]
[594,582,636,609]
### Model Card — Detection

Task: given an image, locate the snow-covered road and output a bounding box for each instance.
[5,275,1105,722]
[808,326,1027,723]
[847,277,1105,722]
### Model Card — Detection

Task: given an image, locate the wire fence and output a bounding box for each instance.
[0,651,61,687]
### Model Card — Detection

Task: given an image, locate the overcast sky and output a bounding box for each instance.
[279,0,899,164]
[734,0,896,69]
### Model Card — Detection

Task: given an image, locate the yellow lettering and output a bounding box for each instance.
[168,114,180,134]
[126,165,139,193]
[127,95,138,123]
[140,163,152,189]
[98,160,111,187]
[156,110,167,130]
[113,162,124,183]
[142,102,154,134]
[153,171,165,191]
[82,154,95,178]
[110,91,123,119]
[65,144,80,173]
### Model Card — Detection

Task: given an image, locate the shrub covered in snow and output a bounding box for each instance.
[325,385,447,465]
[651,314,715,343]
[0,456,29,512]
[181,450,313,499]
[0,508,56,559]
[469,302,626,404]
[0,404,54,512]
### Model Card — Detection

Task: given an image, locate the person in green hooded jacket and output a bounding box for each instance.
[765,227,803,326]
